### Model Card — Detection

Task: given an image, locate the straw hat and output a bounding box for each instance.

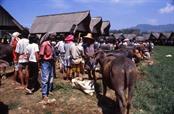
[12,32,21,37]
[65,35,74,41]
[83,33,94,40]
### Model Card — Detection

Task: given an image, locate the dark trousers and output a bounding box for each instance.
[28,62,39,90]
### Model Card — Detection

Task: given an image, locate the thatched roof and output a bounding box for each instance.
[171,32,174,39]
[162,32,172,39]
[152,32,161,39]
[0,5,24,31]
[123,34,136,40]
[113,33,124,40]
[135,36,148,42]
[105,35,115,43]
[90,17,102,34]
[30,10,91,34]
[142,33,151,39]
[101,21,110,35]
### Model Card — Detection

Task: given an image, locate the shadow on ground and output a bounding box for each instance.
[0,102,9,114]
[96,94,120,114]
[94,82,120,114]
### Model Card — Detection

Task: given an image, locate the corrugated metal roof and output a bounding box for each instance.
[30,10,91,34]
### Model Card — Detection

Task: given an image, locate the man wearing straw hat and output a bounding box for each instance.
[83,33,96,80]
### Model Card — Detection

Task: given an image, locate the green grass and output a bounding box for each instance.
[8,102,20,110]
[133,46,174,114]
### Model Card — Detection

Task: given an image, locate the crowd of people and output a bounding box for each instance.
[0,30,154,104]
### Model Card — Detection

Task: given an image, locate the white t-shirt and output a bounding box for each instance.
[15,38,29,63]
[26,43,39,62]
[70,43,84,59]
[55,41,65,53]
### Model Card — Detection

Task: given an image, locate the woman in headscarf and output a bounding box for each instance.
[64,34,75,81]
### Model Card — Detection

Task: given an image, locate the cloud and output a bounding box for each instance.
[147,19,158,25]
[50,0,71,9]
[111,0,120,3]
[160,3,174,14]
[74,0,150,4]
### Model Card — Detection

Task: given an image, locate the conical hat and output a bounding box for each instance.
[84,33,94,40]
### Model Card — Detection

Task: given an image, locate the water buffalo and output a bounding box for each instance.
[94,50,137,114]
[104,47,143,63]
[0,59,10,85]
[0,44,13,65]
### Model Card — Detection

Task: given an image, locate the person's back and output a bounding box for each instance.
[55,41,65,53]
[26,43,39,62]
[25,35,40,94]
[14,29,30,90]
[15,38,29,63]
[70,43,84,60]
[64,42,74,59]
[11,37,20,62]
[40,41,53,61]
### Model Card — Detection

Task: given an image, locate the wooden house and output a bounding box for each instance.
[0,5,24,39]
[89,17,102,37]
[30,10,91,37]
[101,21,110,36]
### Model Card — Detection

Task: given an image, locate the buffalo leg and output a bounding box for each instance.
[92,70,96,82]
[87,70,92,80]
[127,86,133,114]
[102,81,107,96]
[116,90,126,114]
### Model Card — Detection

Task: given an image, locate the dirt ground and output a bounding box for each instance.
[0,66,119,114]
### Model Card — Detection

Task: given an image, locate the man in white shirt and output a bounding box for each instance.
[55,39,65,73]
[15,30,29,90]
[25,34,40,94]
[70,41,84,78]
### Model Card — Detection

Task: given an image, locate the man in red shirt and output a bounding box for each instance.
[39,33,56,104]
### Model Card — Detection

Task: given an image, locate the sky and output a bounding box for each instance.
[0,0,174,29]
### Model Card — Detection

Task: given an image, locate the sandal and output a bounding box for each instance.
[38,97,49,104]
[47,98,56,104]
[15,86,25,90]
